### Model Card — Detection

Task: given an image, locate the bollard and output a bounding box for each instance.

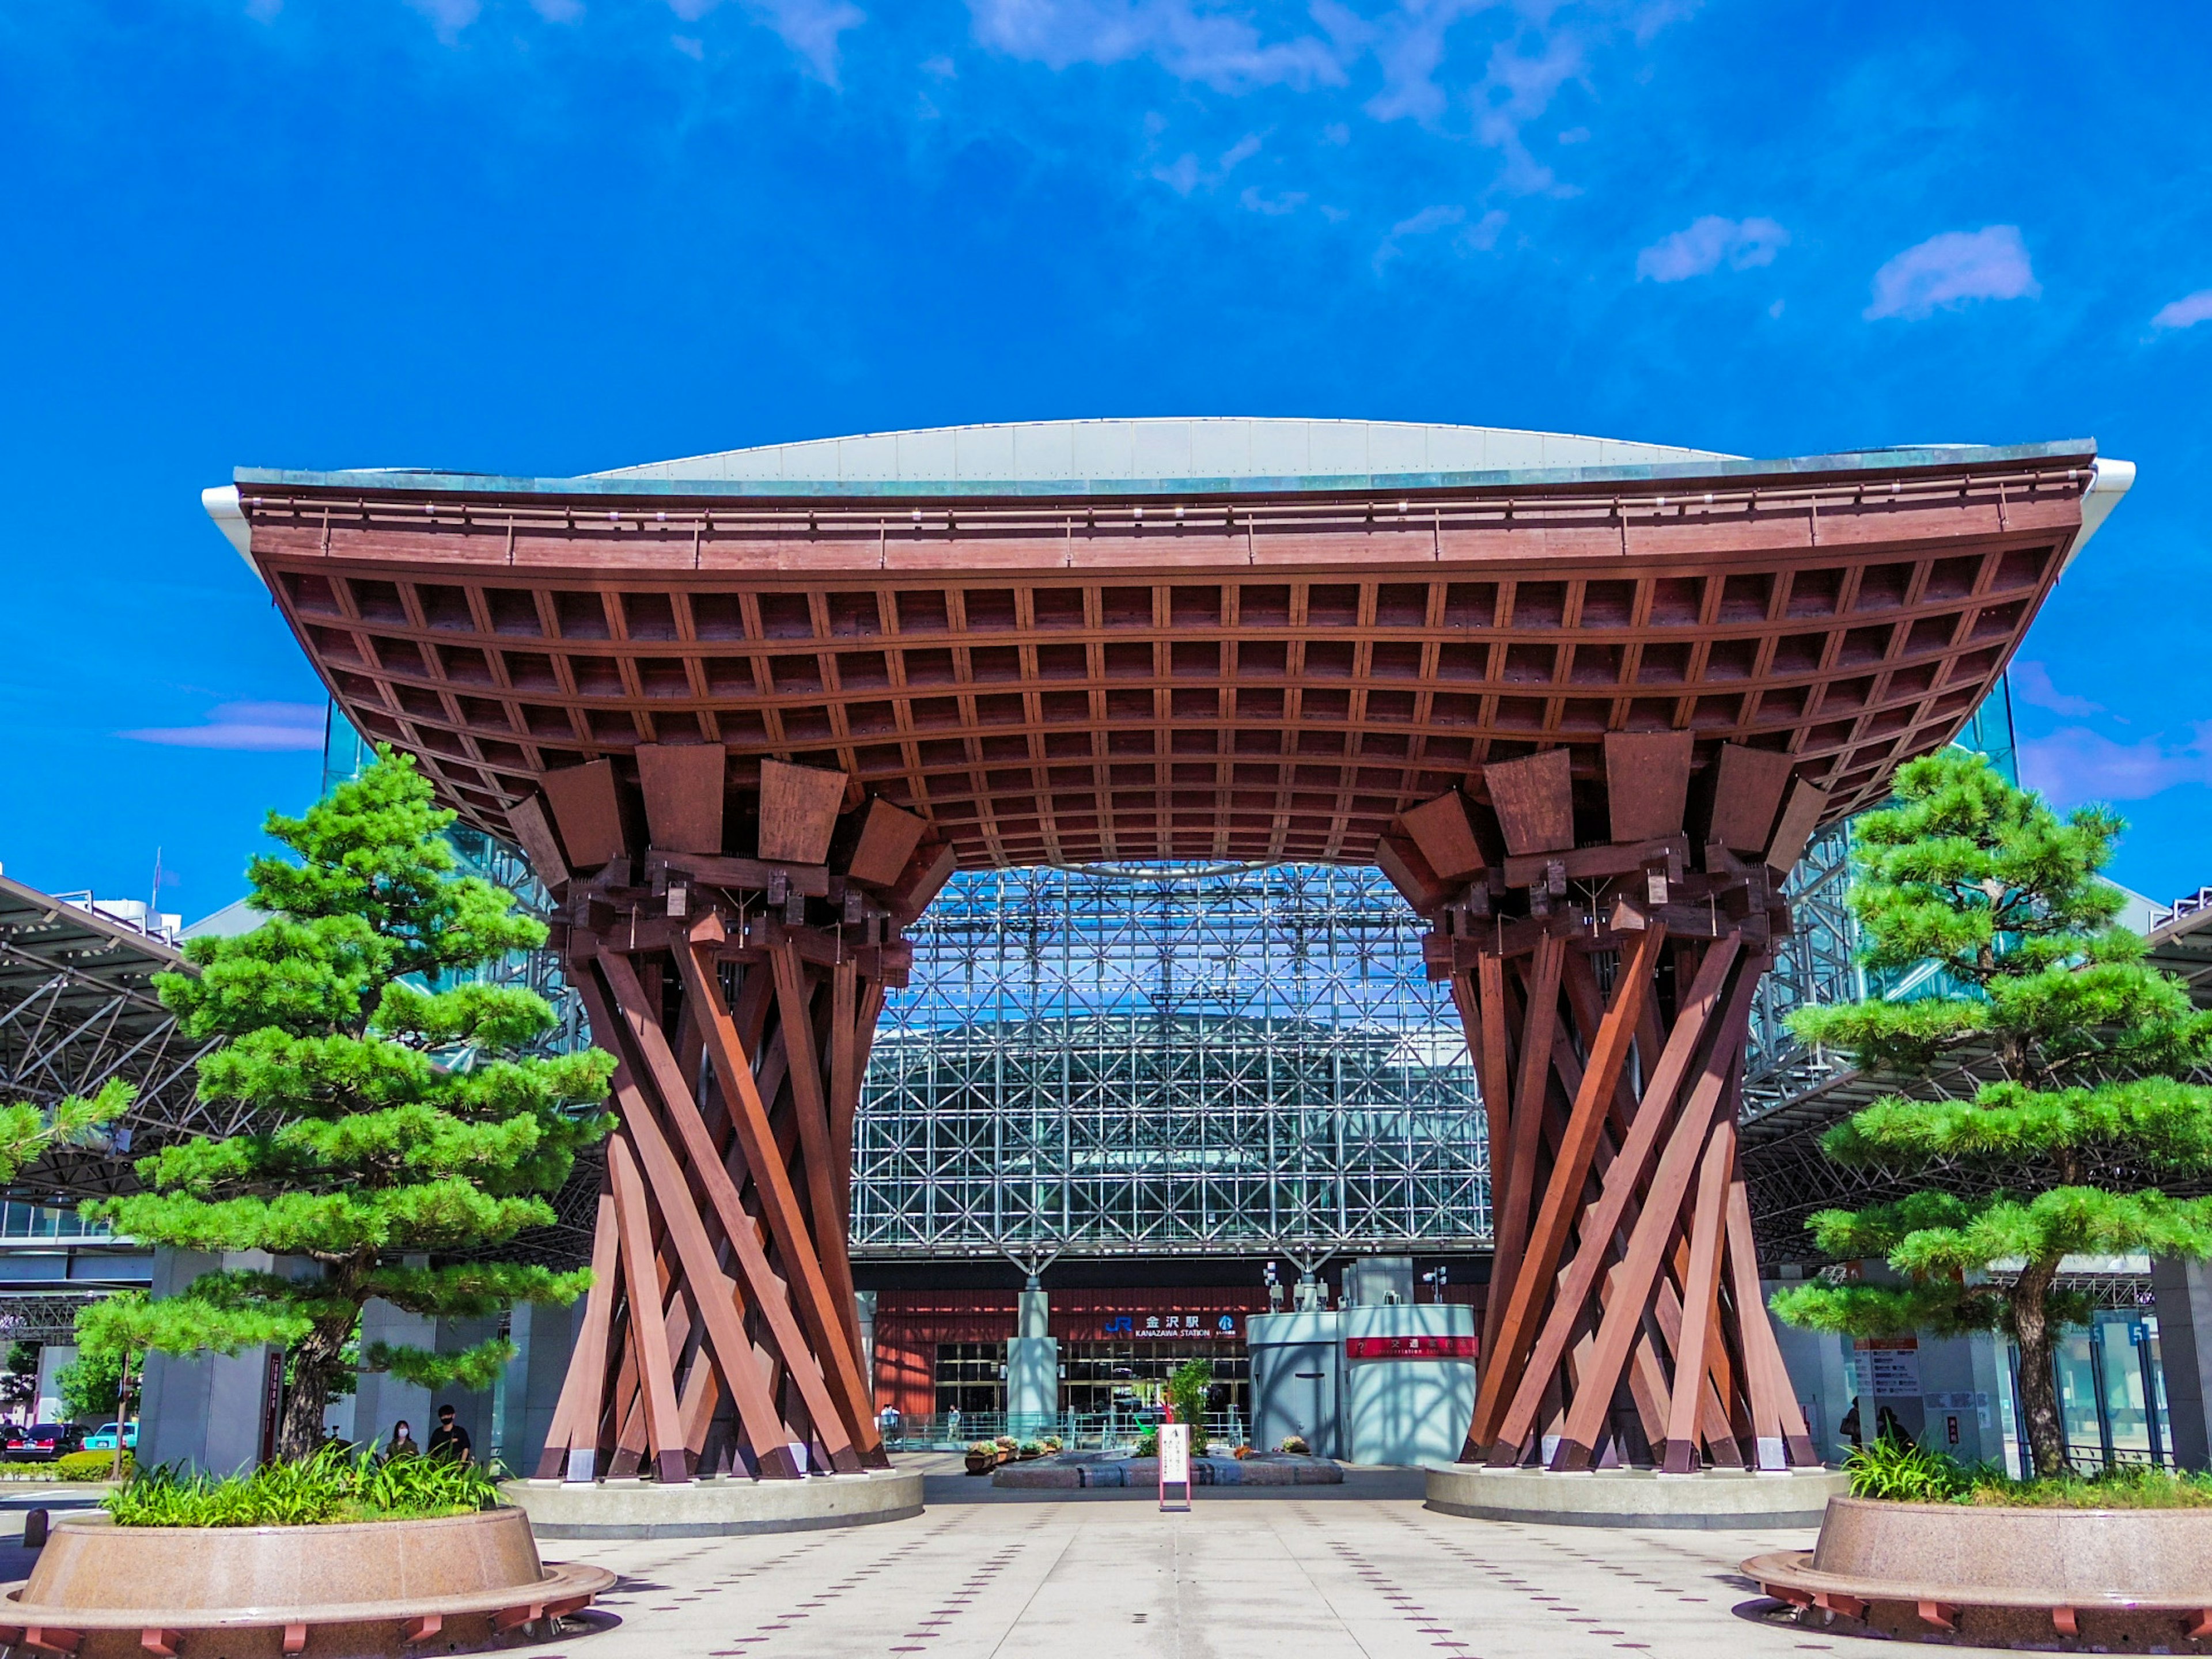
[22,1509,48,1549]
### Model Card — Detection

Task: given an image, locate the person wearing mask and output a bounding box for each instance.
[426,1404,474,1466]
[382,1421,419,1464]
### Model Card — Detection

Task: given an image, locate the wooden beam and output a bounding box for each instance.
[1484,749,1574,855]
[1703,744,1793,854]
[637,743,728,855]
[1487,935,1744,1461]
[591,948,867,1472]
[1548,957,1764,1469]
[673,922,885,1463]
[533,1186,619,1479]
[599,1047,803,1473]
[847,798,929,888]
[757,758,847,864]
[1765,777,1830,874]
[1399,790,1489,881]
[1659,1112,1736,1472]
[1486,933,1566,1361]
[1468,923,1665,1452]
[1604,730,1693,844]
[540,760,628,869]
[604,1132,690,1483]
[507,793,571,891]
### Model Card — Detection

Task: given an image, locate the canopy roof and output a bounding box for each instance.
[211,425,2128,876]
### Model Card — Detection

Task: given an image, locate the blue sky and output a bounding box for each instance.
[3,0,2207,921]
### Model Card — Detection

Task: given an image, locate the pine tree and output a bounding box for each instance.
[89,751,614,1462]
[1770,750,2212,1478]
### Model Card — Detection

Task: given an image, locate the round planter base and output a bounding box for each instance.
[501,1469,923,1539]
[1745,1495,2212,1651]
[1425,1464,1847,1529]
[0,1508,613,1659]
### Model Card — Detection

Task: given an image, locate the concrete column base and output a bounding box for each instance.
[502,1469,923,1539]
[1425,1464,1847,1529]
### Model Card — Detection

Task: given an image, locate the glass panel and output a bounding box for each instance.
[2100,1317,2156,1462]
[2054,1330,2103,1466]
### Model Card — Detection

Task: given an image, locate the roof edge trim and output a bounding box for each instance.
[230,440,2102,505]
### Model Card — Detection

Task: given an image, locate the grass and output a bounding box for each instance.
[105,1445,505,1528]
[1844,1438,2212,1509]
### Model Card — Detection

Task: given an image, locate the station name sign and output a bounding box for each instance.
[1344,1335,1479,1361]
[1099,1313,1241,1339]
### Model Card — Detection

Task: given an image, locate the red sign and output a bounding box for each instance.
[1344,1335,1478,1361]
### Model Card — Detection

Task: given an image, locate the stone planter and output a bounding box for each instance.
[0,1507,613,1659]
[964,1452,999,1476]
[1745,1495,2212,1649]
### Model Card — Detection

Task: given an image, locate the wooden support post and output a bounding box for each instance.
[1546,956,1764,1470]
[1486,931,1566,1362]
[675,927,885,1464]
[589,950,862,1473]
[605,1132,692,1484]
[1486,936,1744,1463]
[1659,1111,1736,1472]
[1468,924,1665,1452]
[535,1188,620,1479]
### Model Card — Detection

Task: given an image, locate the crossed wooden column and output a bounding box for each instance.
[1380,734,1831,1474]
[515,748,954,1483]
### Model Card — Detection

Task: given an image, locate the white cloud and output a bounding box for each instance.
[1373,202,1505,270]
[1865,225,2039,321]
[672,31,704,54]
[2152,289,2212,330]
[968,0,1347,92]
[245,0,283,20]
[1362,0,1485,124]
[1240,185,1308,214]
[1635,214,1787,282]
[751,0,865,82]
[1151,131,1263,194]
[404,0,480,39]
[667,0,862,81]
[2009,660,2103,720]
[1471,28,1584,194]
[532,0,584,20]
[2019,722,2212,807]
[120,702,326,753]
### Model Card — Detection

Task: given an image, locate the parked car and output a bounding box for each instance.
[79,1422,136,1452]
[4,1423,83,1461]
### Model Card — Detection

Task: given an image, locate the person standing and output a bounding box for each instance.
[426,1404,474,1465]
[381,1421,419,1464]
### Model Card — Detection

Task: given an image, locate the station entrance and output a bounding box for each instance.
[215,418,2107,1486]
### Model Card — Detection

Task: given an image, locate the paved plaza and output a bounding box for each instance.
[532,1456,1830,1659]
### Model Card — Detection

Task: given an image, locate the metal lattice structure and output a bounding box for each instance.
[0,873,231,1200]
[851,863,1487,1262]
[1741,821,1862,1119]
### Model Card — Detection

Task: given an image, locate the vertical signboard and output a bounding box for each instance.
[1158,1419,1192,1513]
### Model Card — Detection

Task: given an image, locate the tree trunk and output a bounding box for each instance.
[2010,1255,2069,1480]
[276,1312,354,1463]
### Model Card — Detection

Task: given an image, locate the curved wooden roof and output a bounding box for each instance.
[222,435,2109,875]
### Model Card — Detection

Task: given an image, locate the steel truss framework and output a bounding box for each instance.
[851,863,1488,1262]
[0,874,229,1199]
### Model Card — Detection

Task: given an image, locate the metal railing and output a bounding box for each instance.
[876,1410,1249,1452]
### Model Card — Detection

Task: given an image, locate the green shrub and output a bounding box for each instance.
[106,1444,502,1528]
[1844,1440,2212,1509]
[1844,1438,1974,1503]
[1279,1435,1310,1455]
[1132,1429,1158,1458]
[55,1449,128,1483]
